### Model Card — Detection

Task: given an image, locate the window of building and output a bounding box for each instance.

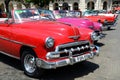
[87,1,94,10]
[73,2,79,10]
[54,3,59,10]
[103,1,107,10]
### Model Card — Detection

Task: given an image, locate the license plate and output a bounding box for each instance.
[75,54,90,62]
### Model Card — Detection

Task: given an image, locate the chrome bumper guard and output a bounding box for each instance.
[36,46,100,69]
[94,31,105,40]
[98,33,105,39]
[112,20,117,27]
[103,20,117,27]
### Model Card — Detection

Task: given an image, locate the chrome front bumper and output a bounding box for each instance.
[98,33,105,39]
[94,31,105,41]
[36,46,100,69]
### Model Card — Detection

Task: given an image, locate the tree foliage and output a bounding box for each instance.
[25,0,54,8]
[16,0,31,8]
[4,0,55,11]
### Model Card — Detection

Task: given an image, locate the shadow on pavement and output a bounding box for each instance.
[39,61,99,80]
[107,28,116,31]
[0,53,22,70]
[95,42,105,47]
[0,54,99,80]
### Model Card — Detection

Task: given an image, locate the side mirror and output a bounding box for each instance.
[4,19,14,24]
[4,19,9,24]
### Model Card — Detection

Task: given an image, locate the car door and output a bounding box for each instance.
[0,19,15,56]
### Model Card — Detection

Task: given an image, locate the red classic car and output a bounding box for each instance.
[96,10,118,19]
[0,9,99,77]
[83,10,117,30]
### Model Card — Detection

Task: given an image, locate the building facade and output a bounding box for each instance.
[0,0,120,12]
[49,0,119,11]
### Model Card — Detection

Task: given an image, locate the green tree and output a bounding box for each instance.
[5,0,55,12]
[17,0,31,8]
[27,0,54,9]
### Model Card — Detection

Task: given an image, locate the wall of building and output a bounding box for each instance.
[0,0,115,12]
[49,0,113,12]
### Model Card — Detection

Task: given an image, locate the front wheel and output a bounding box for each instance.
[21,49,44,78]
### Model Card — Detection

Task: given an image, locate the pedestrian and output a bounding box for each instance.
[0,8,2,18]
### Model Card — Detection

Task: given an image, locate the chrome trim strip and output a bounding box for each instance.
[0,51,20,60]
[0,36,36,48]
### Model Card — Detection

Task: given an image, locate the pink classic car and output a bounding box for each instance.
[0,9,100,77]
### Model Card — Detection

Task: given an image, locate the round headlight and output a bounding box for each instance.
[45,37,54,48]
[91,32,98,41]
[89,26,94,29]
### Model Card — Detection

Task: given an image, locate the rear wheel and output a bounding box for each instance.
[21,49,44,78]
[107,27,111,30]
[94,40,98,44]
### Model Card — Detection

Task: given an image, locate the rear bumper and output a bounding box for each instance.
[103,20,117,27]
[101,20,117,30]
[36,46,100,69]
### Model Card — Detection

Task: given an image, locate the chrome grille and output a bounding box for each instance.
[56,41,90,58]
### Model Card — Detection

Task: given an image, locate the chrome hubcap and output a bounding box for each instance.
[24,54,36,73]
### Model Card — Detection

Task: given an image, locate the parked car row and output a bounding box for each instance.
[0,8,118,78]
[83,10,118,30]
[38,9,105,43]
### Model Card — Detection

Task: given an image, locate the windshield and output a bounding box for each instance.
[53,10,81,19]
[14,9,40,22]
[38,9,56,20]
[14,9,41,22]
[98,10,107,13]
[68,11,81,17]
[83,11,98,16]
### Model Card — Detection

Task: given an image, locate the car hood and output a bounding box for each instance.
[13,20,81,45]
[57,17,94,28]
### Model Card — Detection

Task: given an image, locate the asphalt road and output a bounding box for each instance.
[0,15,120,80]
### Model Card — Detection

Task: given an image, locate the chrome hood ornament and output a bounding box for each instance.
[69,35,80,41]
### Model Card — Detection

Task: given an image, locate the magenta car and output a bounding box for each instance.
[58,17,102,31]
